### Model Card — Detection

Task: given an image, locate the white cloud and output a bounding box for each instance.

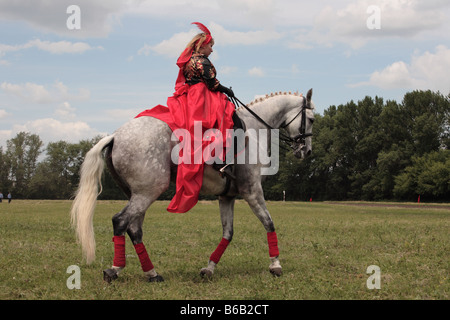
[0,81,90,104]
[209,22,283,46]
[0,39,102,58]
[138,31,195,58]
[0,52,9,66]
[27,39,102,54]
[214,0,277,28]
[0,117,106,149]
[248,67,265,77]
[0,0,126,38]
[2,0,448,49]
[12,118,106,145]
[0,109,11,119]
[126,0,275,29]
[1,82,53,103]
[54,102,76,120]
[290,0,450,50]
[139,22,283,59]
[350,45,450,92]
[104,108,144,122]
[363,61,414,89]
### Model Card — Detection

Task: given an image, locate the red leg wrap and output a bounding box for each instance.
[112,235,126,268]
[267,231,279,257]
[209,238,230,264]
[134,243,154,272]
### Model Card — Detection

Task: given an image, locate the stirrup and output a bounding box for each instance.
[213,163,236,180]
[219,163,231,174]
[220,164,236,180]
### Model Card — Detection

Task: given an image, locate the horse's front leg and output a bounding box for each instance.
[243,188,282,276]
[200,195,235,277]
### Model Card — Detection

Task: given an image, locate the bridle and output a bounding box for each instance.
[230,95,313,148]
[280,96,313,145]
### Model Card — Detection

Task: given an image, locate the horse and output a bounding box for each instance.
[70,89,315,282]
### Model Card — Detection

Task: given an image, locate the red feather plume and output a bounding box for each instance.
[192,22,211,35]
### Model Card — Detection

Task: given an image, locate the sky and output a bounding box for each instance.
[1,0,449,149]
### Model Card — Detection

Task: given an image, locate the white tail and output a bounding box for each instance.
[71,134,115,264]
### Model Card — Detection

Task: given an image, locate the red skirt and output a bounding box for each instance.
[136,83,235,213]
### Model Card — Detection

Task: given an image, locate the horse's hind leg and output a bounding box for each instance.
[103,196,163,283]
[103,204,130,283]
[126,199,164,282]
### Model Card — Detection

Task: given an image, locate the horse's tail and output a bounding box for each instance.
[70,134,115,264]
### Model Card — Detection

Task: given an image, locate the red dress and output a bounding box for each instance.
[136,53,235,213]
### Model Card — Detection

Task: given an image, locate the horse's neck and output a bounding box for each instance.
[238,95,300,129]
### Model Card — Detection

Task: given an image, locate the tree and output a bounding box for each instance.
[401,90,449,155]
[347,96,384,200]
[305,106,352,200]
[4,132,43,198]
[394,150,450,201]
[0,147,12,193]
[363,145,410,200]
[28,137,101,199]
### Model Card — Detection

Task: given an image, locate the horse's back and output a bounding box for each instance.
[111,116,173,195]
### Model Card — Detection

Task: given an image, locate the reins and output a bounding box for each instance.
[229,95,312,149]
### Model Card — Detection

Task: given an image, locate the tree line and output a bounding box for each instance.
[1,90,448,202]
[264,90,449,202]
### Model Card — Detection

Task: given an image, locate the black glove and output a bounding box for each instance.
[217,84,234,98]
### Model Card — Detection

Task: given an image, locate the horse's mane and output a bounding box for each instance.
[241,91,305,110]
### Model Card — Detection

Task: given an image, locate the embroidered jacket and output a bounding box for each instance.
[184,53,220,91]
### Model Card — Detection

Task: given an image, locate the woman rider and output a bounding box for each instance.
[137,22,236,213]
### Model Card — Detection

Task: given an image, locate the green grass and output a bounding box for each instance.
[0,200,448,300]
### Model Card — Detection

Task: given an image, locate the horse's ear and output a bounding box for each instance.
[307,88,313,102]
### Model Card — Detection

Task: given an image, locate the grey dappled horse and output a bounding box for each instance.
[71,89,315,282]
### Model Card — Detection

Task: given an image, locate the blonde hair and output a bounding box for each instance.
[185,33,214,53]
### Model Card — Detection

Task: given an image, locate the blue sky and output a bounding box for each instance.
[1,0,449,148]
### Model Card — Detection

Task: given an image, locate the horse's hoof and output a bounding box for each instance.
[270,267,282,277]
[148,275,164,283]
[103,268,119,283]
[200,268,213,278]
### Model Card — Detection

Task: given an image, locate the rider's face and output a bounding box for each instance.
[199,42,214,57]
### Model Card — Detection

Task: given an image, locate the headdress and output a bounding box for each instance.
[191,22,212,45]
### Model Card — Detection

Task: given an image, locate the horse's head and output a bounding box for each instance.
[283,88,315,159]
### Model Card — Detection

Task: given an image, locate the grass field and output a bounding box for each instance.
[0,200,448,300]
